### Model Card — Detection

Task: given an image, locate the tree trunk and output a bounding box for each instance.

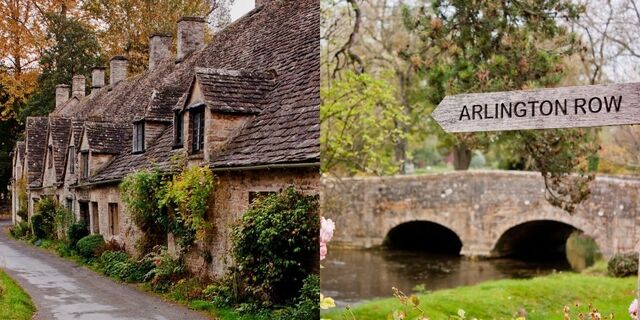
[452,144,472,170]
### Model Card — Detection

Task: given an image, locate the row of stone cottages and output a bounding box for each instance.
[9,0,320,276]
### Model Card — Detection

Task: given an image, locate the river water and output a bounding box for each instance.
[321,248,571,306]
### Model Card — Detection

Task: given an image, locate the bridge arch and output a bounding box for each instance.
[488,210,604,259]
[382,217,464,254]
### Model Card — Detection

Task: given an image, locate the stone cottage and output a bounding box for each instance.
[9,0,319,276]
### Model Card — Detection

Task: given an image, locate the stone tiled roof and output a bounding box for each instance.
[26,117,48,187]
[188,68,275,114]
[87,0,319,182]
[49,117,72,182]
[83,122,132,154]
[89,125,182,182]
[71,119,84,147]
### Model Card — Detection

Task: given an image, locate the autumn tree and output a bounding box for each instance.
[82,0,234,74]
[19,13,102,121]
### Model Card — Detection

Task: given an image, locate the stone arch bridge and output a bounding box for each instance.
[322,171,640,259]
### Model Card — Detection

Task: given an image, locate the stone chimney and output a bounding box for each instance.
[91,67,105,94]
[72,75,86,97]
[109,55,128,84]
[149,33,172,70]
[176,16,205,62]
[55,84,70,108]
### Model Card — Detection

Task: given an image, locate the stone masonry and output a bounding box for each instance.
[322,170,640,259]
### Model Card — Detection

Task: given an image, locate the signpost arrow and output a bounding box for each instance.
[432,82,640,133]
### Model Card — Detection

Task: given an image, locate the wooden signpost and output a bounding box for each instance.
[432,82,640,133]
[433,81,640,308]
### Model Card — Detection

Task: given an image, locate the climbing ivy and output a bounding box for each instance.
[120,169,169,253]
[161,166,216,250]
[120,166,216,255]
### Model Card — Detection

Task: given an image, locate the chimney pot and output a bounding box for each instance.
[109,55,128,84]
[55,84,70,108]
[72,75,86,97]
[176,16,205,62]
[91,67,106,94]
[149,33,173,70]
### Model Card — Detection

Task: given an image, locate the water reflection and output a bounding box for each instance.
[321,248,571,306]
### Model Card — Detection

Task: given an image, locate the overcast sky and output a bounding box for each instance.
[230,1,255,21]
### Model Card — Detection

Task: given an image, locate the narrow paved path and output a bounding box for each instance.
[0,220,210,320]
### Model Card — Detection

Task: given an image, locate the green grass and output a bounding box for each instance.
[0,269,36,320]
[322,273,635,320]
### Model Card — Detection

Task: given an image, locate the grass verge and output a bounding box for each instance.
[0,269,36,320]
[321,273,635,320]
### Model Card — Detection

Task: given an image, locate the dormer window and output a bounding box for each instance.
[47,145,53,168]
[68,146,75,174]
[81,151,89,179]
[191,108,204,152]
[133,122,145,153]
[174,111,183,147]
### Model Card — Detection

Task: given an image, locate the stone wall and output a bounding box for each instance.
[182,167,320,277]
[322,170,640,259]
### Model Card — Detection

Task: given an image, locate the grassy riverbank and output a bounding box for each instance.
[322,273,635,320]
[0,269,36,320]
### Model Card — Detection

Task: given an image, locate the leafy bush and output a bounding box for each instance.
[30,215,47,239]
[32,197,57,238]
[67,222,89,249]
[144,246,185,292]
[231,187,319,304]
[161,166,216,250]
[9,221,30,239]
[120,169,168,254]
[76,234,105,259]
[608,252,638,277]
[275,274,320,320]
[53,207,74,241]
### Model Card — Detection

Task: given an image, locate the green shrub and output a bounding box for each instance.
[120,169,168,254]
[53,207,74,241]
[76,234,105,259]
[99,251,129,276]
[9,221,30,239]
[144,246,185,292]
[30,215,47,239]
[608,252,638,277]
[33,197,57,238]
[67,222,89,249]
[231,187,319,304]
[275,274,320,320]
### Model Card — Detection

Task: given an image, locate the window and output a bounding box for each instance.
[174,111,184,147]
[133,122,145,152]
[68,146,75,174]
[47,145,53,169]
[191,108,205,152]
[66,198,73,211]
[79,202,89,231]
[108,203,119,236]
[81,151,89,179]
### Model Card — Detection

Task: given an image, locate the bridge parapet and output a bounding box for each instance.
[322,170,640,258]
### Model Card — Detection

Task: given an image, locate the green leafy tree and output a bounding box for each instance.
[19,13,102,122]
[321,71,408,176]
[401,0,597,211]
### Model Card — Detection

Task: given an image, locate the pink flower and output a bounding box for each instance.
[320,242,328,261]
[320,217,335,243]
[630,299,638,319]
